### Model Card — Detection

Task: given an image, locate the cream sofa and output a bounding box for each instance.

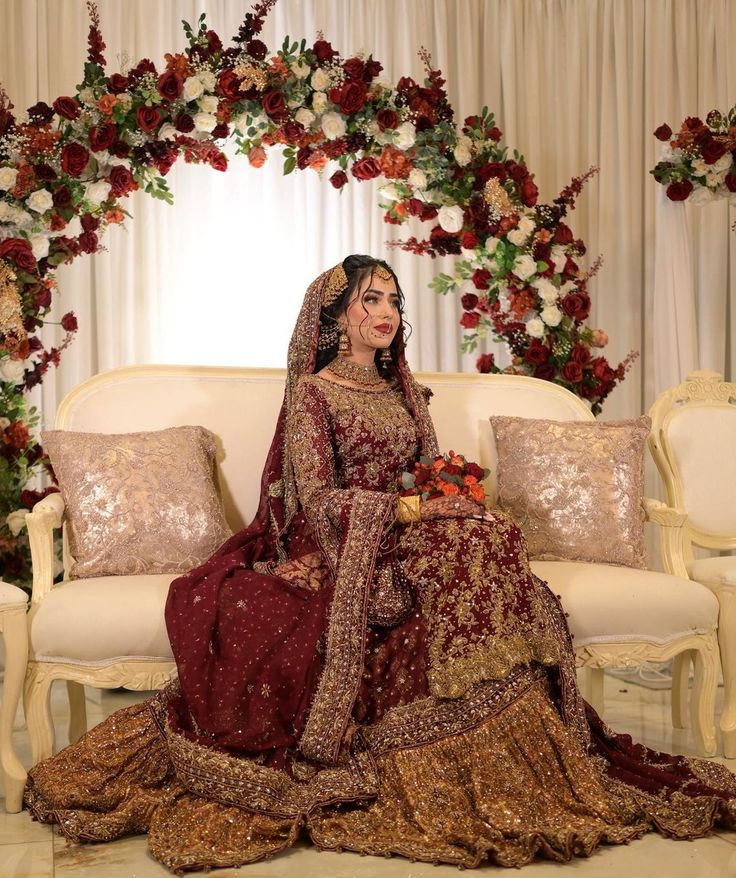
[20,365,720,774]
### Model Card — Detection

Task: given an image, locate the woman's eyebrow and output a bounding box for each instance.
[363,288,399,296]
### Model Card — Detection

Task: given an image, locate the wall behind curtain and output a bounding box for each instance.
[1,0,735,432]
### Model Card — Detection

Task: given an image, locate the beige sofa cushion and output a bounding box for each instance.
[687,556,736,588]
[29,575,176,664]
[531,561,719,648]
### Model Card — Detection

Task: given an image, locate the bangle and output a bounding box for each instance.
[396,495,421,523]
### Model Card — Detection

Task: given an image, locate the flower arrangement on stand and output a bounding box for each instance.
[0,0,632,585]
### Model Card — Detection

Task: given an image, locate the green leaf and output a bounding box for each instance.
[283,156,297,175]
[400,472,416,489]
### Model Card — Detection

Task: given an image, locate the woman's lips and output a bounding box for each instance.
[374,323,392,333]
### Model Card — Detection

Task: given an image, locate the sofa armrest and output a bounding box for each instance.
[26,493,65,605]
[641,498,689,579]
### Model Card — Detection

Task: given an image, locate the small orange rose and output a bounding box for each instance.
[450,455,464,466]
[97,94,117,115]
[394,201,409,218]
[104,208,125,224]
[462,475,478,486]
[439,481,461,496]
[309,153,328,171]
[248,146,267,168]
[469,484,486,502]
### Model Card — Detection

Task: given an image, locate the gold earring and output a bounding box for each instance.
[338,326,351,356]
[380,347,392,365]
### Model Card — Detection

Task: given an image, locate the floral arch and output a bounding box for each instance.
[0,0,631,582]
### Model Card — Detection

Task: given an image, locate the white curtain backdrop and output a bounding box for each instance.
[1,0,736,432]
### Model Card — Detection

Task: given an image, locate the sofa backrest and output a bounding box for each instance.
[56,365,593,531]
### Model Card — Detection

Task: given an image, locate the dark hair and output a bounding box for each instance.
[315,254,410,378]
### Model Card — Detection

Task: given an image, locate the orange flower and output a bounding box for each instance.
[394,201,409,218]
[164,52,192,78]
[309,152,328,171]
[469,483,486,503]
[508,289,536,319]
[432,458,445,473]
[261,133,275,147]
[450,454,464,466]
[439,481,460,496]
[268,55,289,78]
[104,208,125,224]
[97,94,117,115]
[535,228,551,243]
[462,475,478,486]
[379,144,412,179]
[49,213,67,231]
[248,146,267,168]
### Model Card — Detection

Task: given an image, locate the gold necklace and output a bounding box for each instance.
[326,356,385,387]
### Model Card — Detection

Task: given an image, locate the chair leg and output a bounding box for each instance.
[66,681,87,744]
[0,605,28,813]
[715,585,736,758]
[671,651,691,729]
[23,664,55,766]
[689,636,718,757]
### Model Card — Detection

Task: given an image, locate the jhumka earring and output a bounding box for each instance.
[338,326,351,356]
[379,347,392,365]
[317,322,338,350]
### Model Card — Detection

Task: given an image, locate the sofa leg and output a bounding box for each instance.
[671,651,691,730]
[715,586,736,758]
[23,665,55,766]
[690,635,718,757]
[66,681,88,744]
[0,605,28,813]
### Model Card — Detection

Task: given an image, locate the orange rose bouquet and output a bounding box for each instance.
[395,451,490,522]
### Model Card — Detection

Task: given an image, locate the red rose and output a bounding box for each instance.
[175,113,195,133]
[52,96,80,120]
[684,116,705,132]
[246,39,268,61]
[336,80,367,115]
[561,361,583,383]
[365,58,383,80]
[343,58,365,80]
[204,30,222,54]
[107,73,130,94]
[60,142,90,178]
[471,269,490,290]
[313,39,338,62]
[212,123,229,139]
[554,223,574,245]
[570,343,592,365]
[283,121,305,142]
[52,185,73,209]
[520,177,538,207]
[88,122,117,152]
[460,231,479,250]
[376,108,399,131]
[460,311,480,329]
[81,214,100,232]
[414,468,431,485]
[726,173,736,193]
[561,291,590,322]
[135,106,161,134]
[217,69,241,101]
[461,292,479,311]
[701,136,728,165]
[466,462,485,480]
[34,162,57,182]
[208,151,227,172]
[78,230,99,253]
[130,59,157,82]
[157,70,183,101]
[262,89,287,122]
[487,126,502,141]
[60,311,78,332]
[666,179,693,201]
[475,162,505,185]
[330,170,348,189]
[108,165,136,197]
[654,123,672,141]
[110,140,130,158]
[0,238,36,272]
[507,161,527,182]
[525,340,549,365]
[351,157,382,181]
[476,353,495,373]
[408,198,437,220]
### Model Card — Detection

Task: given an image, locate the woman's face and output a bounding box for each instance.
[341,269,401,355]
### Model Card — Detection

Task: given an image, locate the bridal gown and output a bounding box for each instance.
[24,374,736,873]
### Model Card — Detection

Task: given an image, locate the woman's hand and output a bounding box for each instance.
[419,495,491,521]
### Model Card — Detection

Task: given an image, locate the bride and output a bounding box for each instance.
[25,255,736,872]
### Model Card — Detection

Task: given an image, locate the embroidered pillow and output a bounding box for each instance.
[42,425,232,578]
[490,415,650,569]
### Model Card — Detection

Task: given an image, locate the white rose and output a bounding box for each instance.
[5,509,28,537]
[30,234,49,260]
[0,167,18,191]
[437,204,464,234]
[408,168,427,189]
[92,150,111,167]
[379,183,401,202]
[193,112,217,133]
[395,121,416,150]
[453,143,472,166]
[197,69,216,91]
[26,188,53,214]
[291,59,311,79]
[513,253,537,281]
[183,76,205,101]
[158,123,177,141]
[295,108,315,128]
[79,87,95,106]
[312,92,328,115]
[690,185,715,206]
[288,95,305,109]
[550,245,567,274]
[0,357,25,383]
[541,304,562,327]
[518,215,536,237]
[712,152,733,174]
[311,68,330,92]
[507,227,529,247]
[198,95,218,115]
[85,180,112,206]
[116,93,133,113]
[484,236,500,255]
[525,317,545,339]
[534,277,559,305]
[321,111,346,140]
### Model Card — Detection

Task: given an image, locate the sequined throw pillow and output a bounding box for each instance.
[490,415,651,569]
[42,426,232,579]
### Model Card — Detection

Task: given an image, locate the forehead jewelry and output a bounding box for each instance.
[323,264,348,307]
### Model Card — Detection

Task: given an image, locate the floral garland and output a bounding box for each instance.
[651,110,736,205]
[0,0,631,584]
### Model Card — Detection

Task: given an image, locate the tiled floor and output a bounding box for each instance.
[2,676,736,877]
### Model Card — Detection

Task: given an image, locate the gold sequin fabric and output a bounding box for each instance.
[491,415,651,568]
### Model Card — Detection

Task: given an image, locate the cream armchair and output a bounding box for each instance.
[17,366,721,768]
[649,370,736,757]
